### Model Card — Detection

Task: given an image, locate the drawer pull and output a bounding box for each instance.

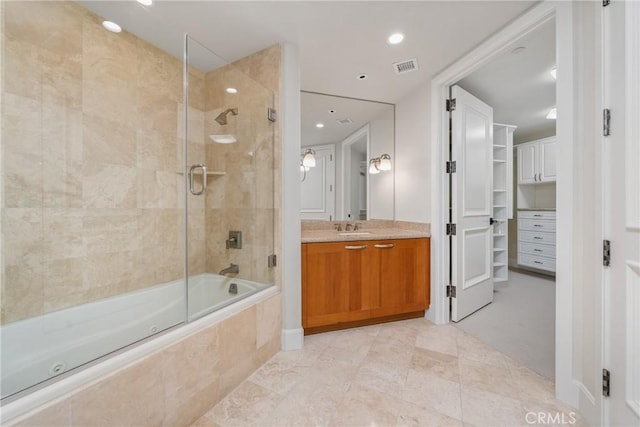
[534,237,543,240]
[345,245,367,250]
[534,249,543,252]
[534,261,543,264]
[533,224,543,227]
[534,214,542,217]
[374,243,395,249]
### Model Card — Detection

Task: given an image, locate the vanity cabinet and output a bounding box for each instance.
[517,136,557,184]
[302,238,430,333]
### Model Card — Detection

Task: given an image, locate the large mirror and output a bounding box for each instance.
[300,92,395,221]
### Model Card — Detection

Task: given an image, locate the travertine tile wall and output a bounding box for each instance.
[1,1,280,324]
[6,293,282,427]
[1,1,191,323]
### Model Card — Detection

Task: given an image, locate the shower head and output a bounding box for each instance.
[215,108,238,125]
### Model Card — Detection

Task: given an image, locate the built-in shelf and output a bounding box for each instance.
[494,278,508,283]
[494,189,506,192]
[493,262,506,267]
[493,159,506,163]
[176,171,226,176]
[493,144,506,148]
[493,123,516,283]
[493,248,506,252]
[493,233,506,237]
[493,205,507,208]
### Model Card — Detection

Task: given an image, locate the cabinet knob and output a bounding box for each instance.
[344,245,367,250]
[374,243,395,249]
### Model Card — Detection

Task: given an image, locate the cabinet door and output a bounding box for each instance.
[539,138,557,182]
[302,241,373,328]
[371,238,429,317]
[517,143,537,184]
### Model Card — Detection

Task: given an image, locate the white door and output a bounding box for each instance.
[517,142,537,184]
[604,1,640,425]
[450,85,494,321]
[300,144,335,220]
[539,138,557,182]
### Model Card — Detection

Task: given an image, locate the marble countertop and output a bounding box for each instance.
[302,228,430,243]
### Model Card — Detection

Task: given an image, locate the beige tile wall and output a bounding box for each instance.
[6,292,282,427]
[1,1,280,324]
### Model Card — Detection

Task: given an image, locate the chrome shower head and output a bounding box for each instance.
[215,108,238,125]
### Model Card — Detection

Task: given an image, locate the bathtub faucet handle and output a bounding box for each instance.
[219,263,239,276]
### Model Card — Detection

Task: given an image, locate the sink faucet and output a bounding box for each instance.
[219,263,239,275]
[334,223,342,231]
[354,222,361,231]
[345,222,353,231]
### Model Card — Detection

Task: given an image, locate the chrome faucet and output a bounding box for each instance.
[345,222,353,231]
[219,263,239,275]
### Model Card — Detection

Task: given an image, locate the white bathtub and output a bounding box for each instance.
[0,273,271,399]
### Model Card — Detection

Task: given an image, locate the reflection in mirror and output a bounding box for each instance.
[300,92,394,221]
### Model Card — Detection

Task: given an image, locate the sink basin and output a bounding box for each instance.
[338,231,371,236]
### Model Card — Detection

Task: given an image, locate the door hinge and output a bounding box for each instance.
[267,108,277,123]
[446,285,457,298]
[603,0,610,6]
[329,184,333,192]
[602,369,610,397]
[446,223,457,236]
[330,154,333,161]
[603,108,611,136]
[446,161,457,173]
[603,240,611,267]
[446,98,456,112]
[267,254,277,268]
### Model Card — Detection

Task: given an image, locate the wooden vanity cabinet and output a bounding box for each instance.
[302,238,430,333]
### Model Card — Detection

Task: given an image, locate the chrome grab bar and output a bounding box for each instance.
[344,245,367,250]
[374,243,395,249]
[189,164,207,195]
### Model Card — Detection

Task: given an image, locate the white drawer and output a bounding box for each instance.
[518,211,556,220]
[518,253,556,272]
[518,241,557,258]
[519,230,556,244]
[519,218,556,232]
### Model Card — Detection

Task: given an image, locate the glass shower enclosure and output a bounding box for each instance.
[0,0,274,400]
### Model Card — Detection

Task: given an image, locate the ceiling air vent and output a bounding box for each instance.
[336,118,353,125]
[393,58,419,75]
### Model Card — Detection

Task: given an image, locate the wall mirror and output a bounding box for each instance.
[300,91,395,221]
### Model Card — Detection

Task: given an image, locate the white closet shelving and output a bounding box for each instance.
[492,123,516,282]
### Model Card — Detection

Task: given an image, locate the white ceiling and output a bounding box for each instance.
[301,92,392,147]
[77,1,536,104]
[456,19,556,143]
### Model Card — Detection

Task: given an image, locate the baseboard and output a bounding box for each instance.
[281,328,304,351]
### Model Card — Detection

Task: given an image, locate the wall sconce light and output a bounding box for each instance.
[368,153,392,174]
[302,149,316,168]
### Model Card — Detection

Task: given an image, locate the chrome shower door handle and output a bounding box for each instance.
[189,164,207,195]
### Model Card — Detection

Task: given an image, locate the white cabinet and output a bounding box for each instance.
[517,210,556,273]
[517,136,556,184]
[492,124,516,282]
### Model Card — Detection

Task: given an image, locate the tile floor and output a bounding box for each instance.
[193,318,583,427]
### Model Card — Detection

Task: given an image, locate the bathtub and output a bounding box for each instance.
[0,273,272,400]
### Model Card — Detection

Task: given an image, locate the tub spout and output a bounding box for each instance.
[219,263,239,275]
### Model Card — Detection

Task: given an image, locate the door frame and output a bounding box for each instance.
[429,1,579,406]
[340,124,370,220]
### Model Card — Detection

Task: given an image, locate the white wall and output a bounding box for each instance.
[394,83,431,223]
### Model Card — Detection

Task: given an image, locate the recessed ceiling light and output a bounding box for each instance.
[511,46,526,54]
[102,21,122,33]
[357,74,368,80]
[225,87,238,94]
[546,107,557,120]
[136,0,153,5]
[315,123,324,128]
[328,109,335,114]
[550,66,557,80]
[387,33,405,45]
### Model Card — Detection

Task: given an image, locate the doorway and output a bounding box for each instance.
[430,1,577,407]
[447,19,557,380]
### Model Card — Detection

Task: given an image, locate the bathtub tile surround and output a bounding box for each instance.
[193,318,584,427]
[5,292,281,426]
